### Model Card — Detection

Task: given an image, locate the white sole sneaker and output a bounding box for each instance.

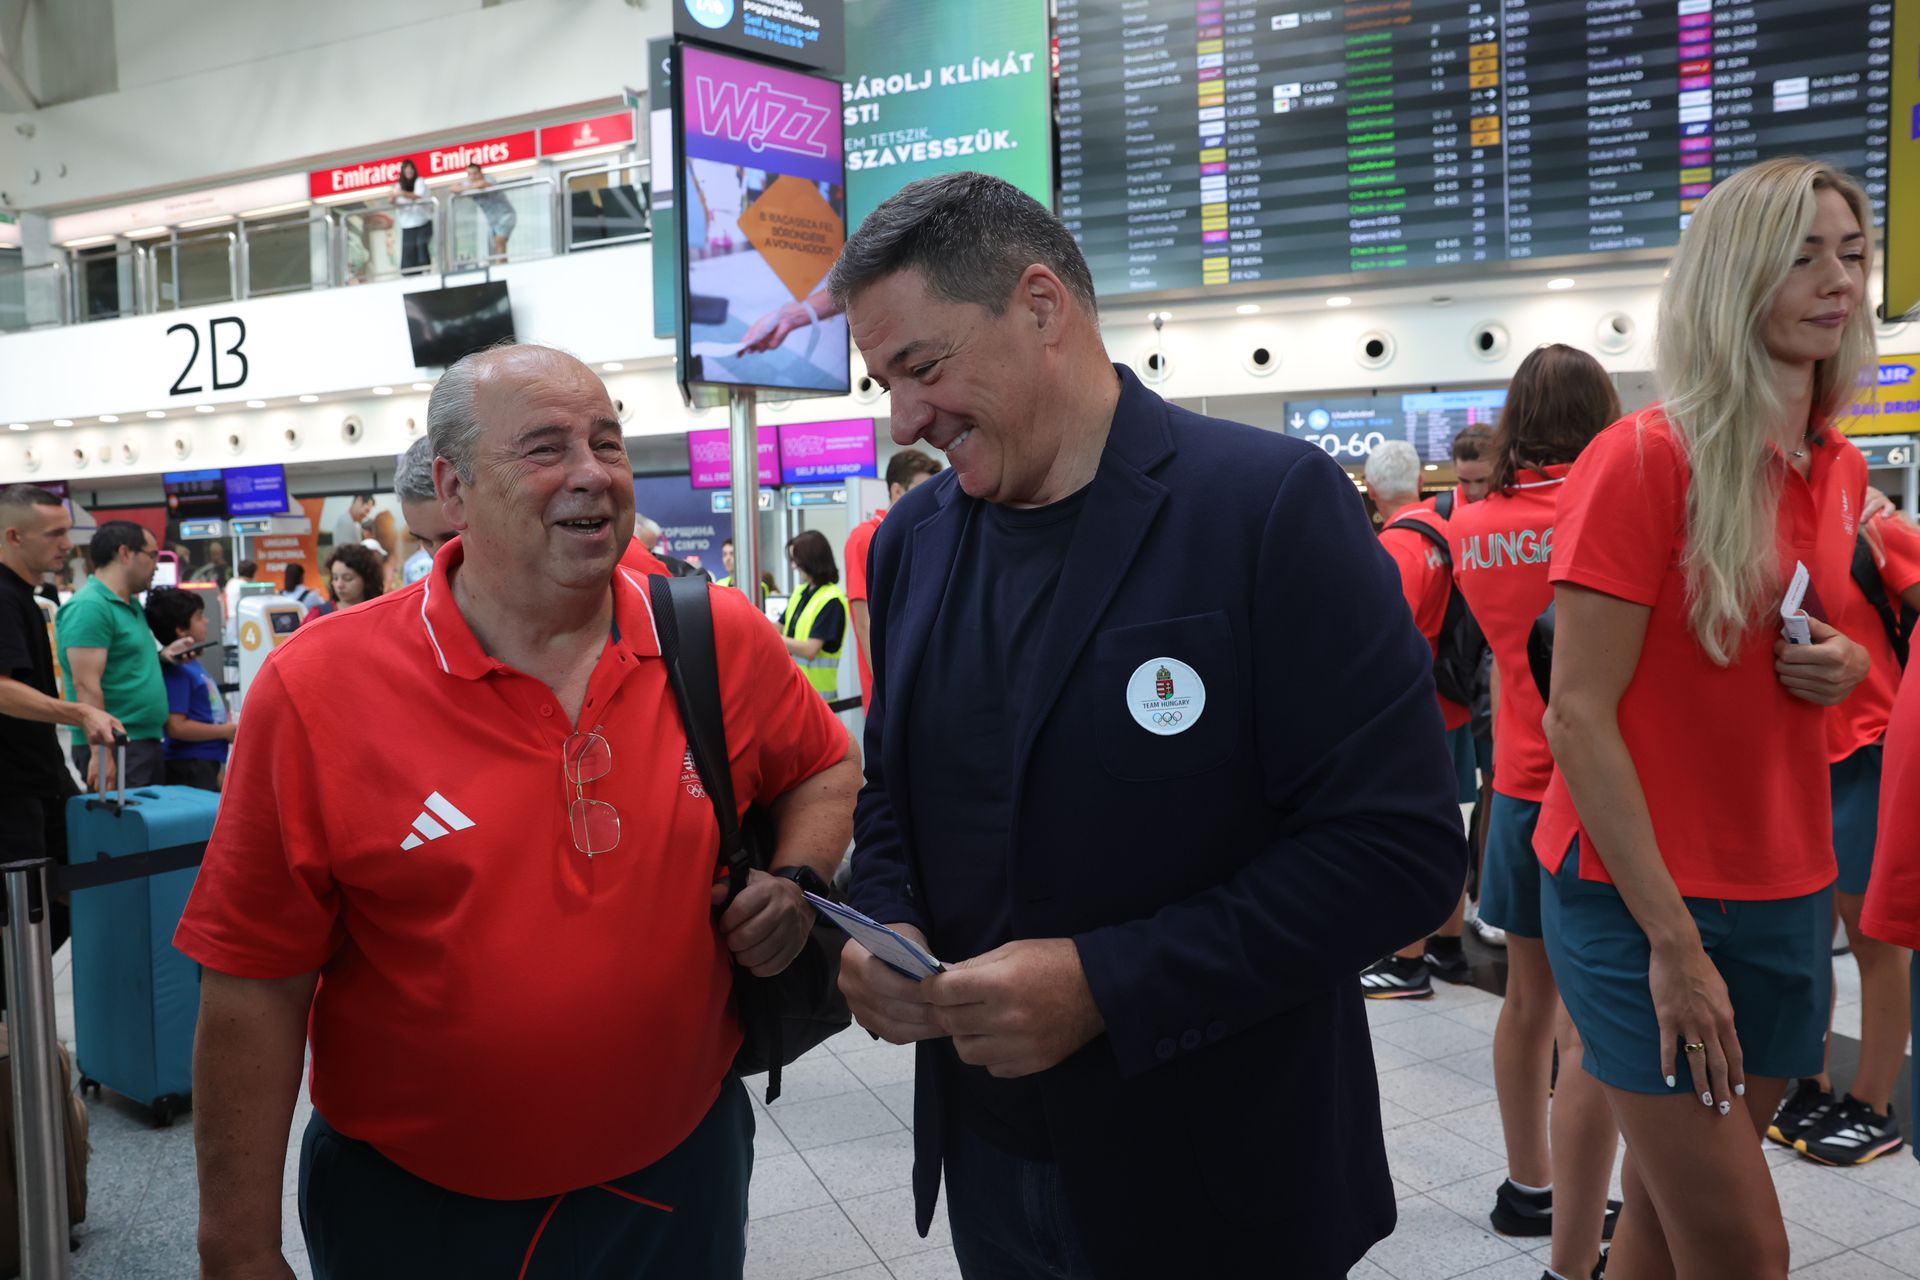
[1469,916,1507,947]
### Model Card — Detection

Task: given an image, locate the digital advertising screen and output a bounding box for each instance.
[673,0,844,73]
[162,469,228,521]
[687,425,780,489]
[223,463,289,518]
[778,418,878,484]
[1889,0,1918,320]
[1055,0,1896,295]
[1285,388,1506,464]
[676,42,850,402]
[843,0,1054,229]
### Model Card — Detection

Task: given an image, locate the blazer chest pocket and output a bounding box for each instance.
[1092,611,1238,782]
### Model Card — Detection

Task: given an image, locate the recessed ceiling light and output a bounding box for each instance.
[1423,464,1439,472]
[99,414,119,423]
[298,394,319,404]
[53,419,73,427]
[195,404,215,413]
[1147,310,1173,322]
[146,410,166,419]
[7,423,28,432]
[411,381,433,392]
[1327,296,1352,308]
[1235,304,1261,315]
[246,399,267,409]
[602,362,625,372]
[372,386,393,396]
[1547,277,1576,291]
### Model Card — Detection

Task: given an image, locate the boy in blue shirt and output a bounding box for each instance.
[143,588,235,791]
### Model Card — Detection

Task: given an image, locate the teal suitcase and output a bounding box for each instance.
[65,756,219,1125]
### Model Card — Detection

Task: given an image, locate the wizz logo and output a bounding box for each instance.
[694,75,832,159]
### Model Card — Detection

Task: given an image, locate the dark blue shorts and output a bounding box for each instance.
[1541,840,1832,1095]
[299,1075,752,1279]
[1449,725,1480,804]
[1831,744,1883,896]
[1479,793,1544,939]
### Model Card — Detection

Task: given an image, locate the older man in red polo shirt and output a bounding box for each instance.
[180,345,858,1280]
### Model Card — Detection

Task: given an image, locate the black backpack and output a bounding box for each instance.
[1385,491,1491,708]
[1851,533,1916,669]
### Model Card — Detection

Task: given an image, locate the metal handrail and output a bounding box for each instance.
[152,227,239,311]
[70,244,148,324]
[559,158,653,251]
[0,257,71,331]
[443,176,556,270]
[332,192,440,286]
[238,207,336,299]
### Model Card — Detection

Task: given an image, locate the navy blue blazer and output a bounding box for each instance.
[848,366,1467,1277]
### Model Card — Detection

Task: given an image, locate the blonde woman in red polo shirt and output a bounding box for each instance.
[1449,344,1622,1279]
[1538,157,1875,1277]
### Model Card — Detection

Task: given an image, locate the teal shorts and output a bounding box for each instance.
[1831,744,1883,896]
[1541,840,1833,1095]
[1449,725,1480,804]
[1479,793,1543,939]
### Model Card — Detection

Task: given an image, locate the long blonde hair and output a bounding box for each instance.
[1654,157,1877,665]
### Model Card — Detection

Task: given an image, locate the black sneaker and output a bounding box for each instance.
[1796,1095,1906,1167]
[1360,954,1433,1000]
[1539,1254,1608,1280]
[1768,1078,1836,1148]
[1490,1178,1553,1236]
[1425,938,1471,984]
[1602,1197,1620,1240]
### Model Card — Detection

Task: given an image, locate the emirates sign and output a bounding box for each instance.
[309,131,538,199]
[538,112,636,157]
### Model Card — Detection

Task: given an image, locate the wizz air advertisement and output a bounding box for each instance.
[676,43,849,400]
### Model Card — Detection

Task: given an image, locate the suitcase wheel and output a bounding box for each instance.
[151,1096,178,1127]
[79,1076,100,1098]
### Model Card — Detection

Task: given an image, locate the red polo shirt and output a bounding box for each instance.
[1449,465,1572,802]
[844,509,885,711]
[1534,409,1863,899]
[619,538,670,577]
[1826,511,1920,762]
[175,540,846,1199]
[1864,640,1920,949]
[1380,505,1472,731]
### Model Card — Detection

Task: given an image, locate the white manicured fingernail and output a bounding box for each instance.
[1701,1092,1713,1107]
[1735,1083,1746,1097]
[1665,1074,1676,1088]
[1718,1100,1732,1116]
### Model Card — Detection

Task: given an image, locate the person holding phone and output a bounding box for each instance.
[1538,157,1875,1276]
[145,587,235,792]
[394,160,433,274]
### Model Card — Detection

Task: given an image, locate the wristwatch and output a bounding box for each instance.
[772,865,831,899]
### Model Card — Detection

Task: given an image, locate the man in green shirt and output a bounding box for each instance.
[58,521,193,790]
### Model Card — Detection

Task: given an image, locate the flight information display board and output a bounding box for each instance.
[1054,0,1894,294]
[1286,387,1506,461]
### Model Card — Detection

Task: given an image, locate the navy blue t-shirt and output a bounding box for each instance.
[162,659,229,763]
[906,486,1088,1159]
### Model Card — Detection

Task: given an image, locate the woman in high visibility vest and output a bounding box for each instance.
[780,530,848,700]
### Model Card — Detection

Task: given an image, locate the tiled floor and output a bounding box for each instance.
[43,944,1919,1279]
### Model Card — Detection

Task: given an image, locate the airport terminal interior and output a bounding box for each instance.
[2,0,1919,1277]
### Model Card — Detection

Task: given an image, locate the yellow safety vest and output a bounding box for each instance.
[715,575,735,589]
[785,581,848,698]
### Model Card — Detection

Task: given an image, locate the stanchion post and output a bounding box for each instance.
[729,387,763,602]
[2,858,73,1280]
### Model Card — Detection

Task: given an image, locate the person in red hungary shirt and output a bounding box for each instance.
[844,448,942,712]
[1537,159,1876,1276]
[1359,438,1474,999]
[1769,508,1920,1165]
[1862,603,1920,1173]
[179,346,860,1280]
[1449,344,1624,1276]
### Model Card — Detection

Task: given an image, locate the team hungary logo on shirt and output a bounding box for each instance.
[1156,665,1174,700]
[1459,527,1553,572]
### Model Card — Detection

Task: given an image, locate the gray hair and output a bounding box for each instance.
[827,172,1098,318]
[394,435,438,503]
[426,354,487,482]
[1363,441,1422,502]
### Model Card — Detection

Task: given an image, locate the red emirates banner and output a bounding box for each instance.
[309,131,538,199]
[539,111,635,157]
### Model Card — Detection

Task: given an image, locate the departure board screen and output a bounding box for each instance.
[1054,0,1894,294]
[1285,388,1506,461]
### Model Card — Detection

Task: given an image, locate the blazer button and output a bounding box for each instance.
[1205,1020,1227,1042]
[1180,1029,1201,1051]
[1155,1037,1176,1061]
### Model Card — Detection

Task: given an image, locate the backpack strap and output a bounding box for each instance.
[1851,535,1911,669]
[1385,514,1453,568]
[648,574,751,904]
[1434,490,1454,520]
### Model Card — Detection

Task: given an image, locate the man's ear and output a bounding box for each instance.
[434,458,473,532]
[1018,264,1069,346]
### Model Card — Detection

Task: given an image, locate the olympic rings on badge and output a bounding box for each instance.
[1152,711,1184,727]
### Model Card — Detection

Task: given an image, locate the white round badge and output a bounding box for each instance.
[1126,657,1207,736]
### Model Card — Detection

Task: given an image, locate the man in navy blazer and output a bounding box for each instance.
[832,173,1467,1278]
